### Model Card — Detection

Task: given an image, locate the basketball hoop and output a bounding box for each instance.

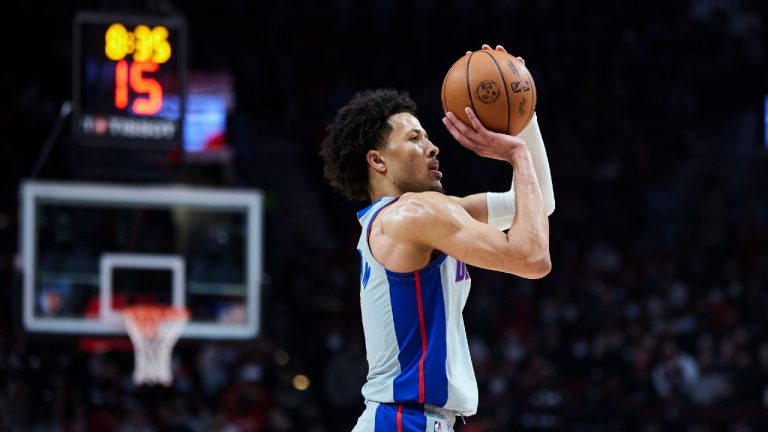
[121,305,189,386]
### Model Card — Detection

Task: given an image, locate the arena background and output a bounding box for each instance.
[1,0,768,430]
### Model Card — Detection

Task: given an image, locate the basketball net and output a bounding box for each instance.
[121,305,189,386]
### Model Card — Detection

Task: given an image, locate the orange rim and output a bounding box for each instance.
[121,304,189,337]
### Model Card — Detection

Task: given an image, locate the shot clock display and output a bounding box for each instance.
[73,12,187,149]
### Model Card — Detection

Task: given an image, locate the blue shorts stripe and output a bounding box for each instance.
[374,403,427,432]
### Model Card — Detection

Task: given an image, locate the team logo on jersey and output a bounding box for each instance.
[455,260,470,282]
[434,420,442,431]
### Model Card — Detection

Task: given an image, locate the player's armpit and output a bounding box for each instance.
[382,192,550,279]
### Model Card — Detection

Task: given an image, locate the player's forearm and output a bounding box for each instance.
[505,149,550,267]
[516,114,555,215]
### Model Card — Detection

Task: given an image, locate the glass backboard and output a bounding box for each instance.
[20,181,262,339]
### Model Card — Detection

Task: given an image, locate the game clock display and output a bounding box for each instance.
[73,12,187,148]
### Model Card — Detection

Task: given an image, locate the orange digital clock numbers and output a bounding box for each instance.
[105,23,171,63]
[105,22,170,116]
[114,60,162,115]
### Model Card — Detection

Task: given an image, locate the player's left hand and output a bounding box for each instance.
[443,107,527,162]
[467,44,525,65]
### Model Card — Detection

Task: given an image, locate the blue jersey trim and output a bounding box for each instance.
[384,253,448,280]
[365,197,399,242]
[357,196,391,221]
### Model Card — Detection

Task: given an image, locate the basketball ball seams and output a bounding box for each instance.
[506,56,536,133]
[442,48,536,135]
[525,69,536,129]
[441,71,448,114]
[465,51,478,120]
[442,59,454,117]
[443,56,467,122]
[480,50,511,135]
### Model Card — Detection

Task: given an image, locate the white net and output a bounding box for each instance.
[122,305,189,386]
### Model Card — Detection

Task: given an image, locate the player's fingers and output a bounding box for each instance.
[444,112,473,137]
[495,45,507,53]
[445,111,479,145]
[517,56,525,65]
[481,44,492,51]
[442,116,466,141]
[442,117,480,150]
[463,107,487,133]
[446,111,481,139]
[466,50,472,56]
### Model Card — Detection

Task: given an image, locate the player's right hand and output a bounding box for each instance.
[442,107,528,162]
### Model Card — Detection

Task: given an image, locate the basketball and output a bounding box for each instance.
[441,49,537,136]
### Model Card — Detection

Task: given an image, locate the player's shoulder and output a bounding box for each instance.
[398,191,450,203]
[390,191,452,214]
[379,192,458,230]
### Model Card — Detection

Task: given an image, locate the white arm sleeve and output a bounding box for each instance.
[487,189,516,231]
[516,113,555,216]
[485,113,555,231]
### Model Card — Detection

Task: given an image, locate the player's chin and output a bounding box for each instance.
[428,181,445,194]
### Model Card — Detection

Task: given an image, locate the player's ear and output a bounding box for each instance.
[367,150,386,174]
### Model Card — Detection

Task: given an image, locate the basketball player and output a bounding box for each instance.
[320,45,554,431]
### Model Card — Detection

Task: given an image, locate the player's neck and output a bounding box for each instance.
[368,179,403,202]
[369,190,400,202]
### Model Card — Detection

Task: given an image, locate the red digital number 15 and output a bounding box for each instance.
[114,60,163,115]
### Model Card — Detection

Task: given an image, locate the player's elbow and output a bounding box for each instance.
[523,253,551,279]
[522,234,551,278]
[504,241,551,279]
[530,235,552,278]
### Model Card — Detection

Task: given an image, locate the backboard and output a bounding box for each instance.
[20,180,263,339]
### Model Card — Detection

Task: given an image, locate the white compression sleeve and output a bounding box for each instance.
[486,113,555,231]
[516,113,555,215]
[487,189,516,231]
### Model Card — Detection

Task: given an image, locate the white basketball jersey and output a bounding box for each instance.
[356,197,478,416]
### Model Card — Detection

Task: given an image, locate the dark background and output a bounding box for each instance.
[1,0,768,430]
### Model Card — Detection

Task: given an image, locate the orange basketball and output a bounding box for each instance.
[441,49,537,136]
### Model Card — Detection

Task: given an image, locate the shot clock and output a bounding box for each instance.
[73,12,187,149]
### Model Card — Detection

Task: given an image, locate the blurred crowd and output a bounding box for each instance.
[1,0,767,431]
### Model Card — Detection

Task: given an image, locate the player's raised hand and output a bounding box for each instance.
[466,44,525,65]
[442,107,527,161]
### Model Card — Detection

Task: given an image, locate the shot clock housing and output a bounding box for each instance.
[72,11,187,180]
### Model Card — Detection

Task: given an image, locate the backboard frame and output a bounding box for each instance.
[20,180,263,339]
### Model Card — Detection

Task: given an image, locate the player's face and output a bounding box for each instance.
[380,112,443,194]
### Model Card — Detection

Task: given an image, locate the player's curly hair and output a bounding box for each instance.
[320,89,417,201]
